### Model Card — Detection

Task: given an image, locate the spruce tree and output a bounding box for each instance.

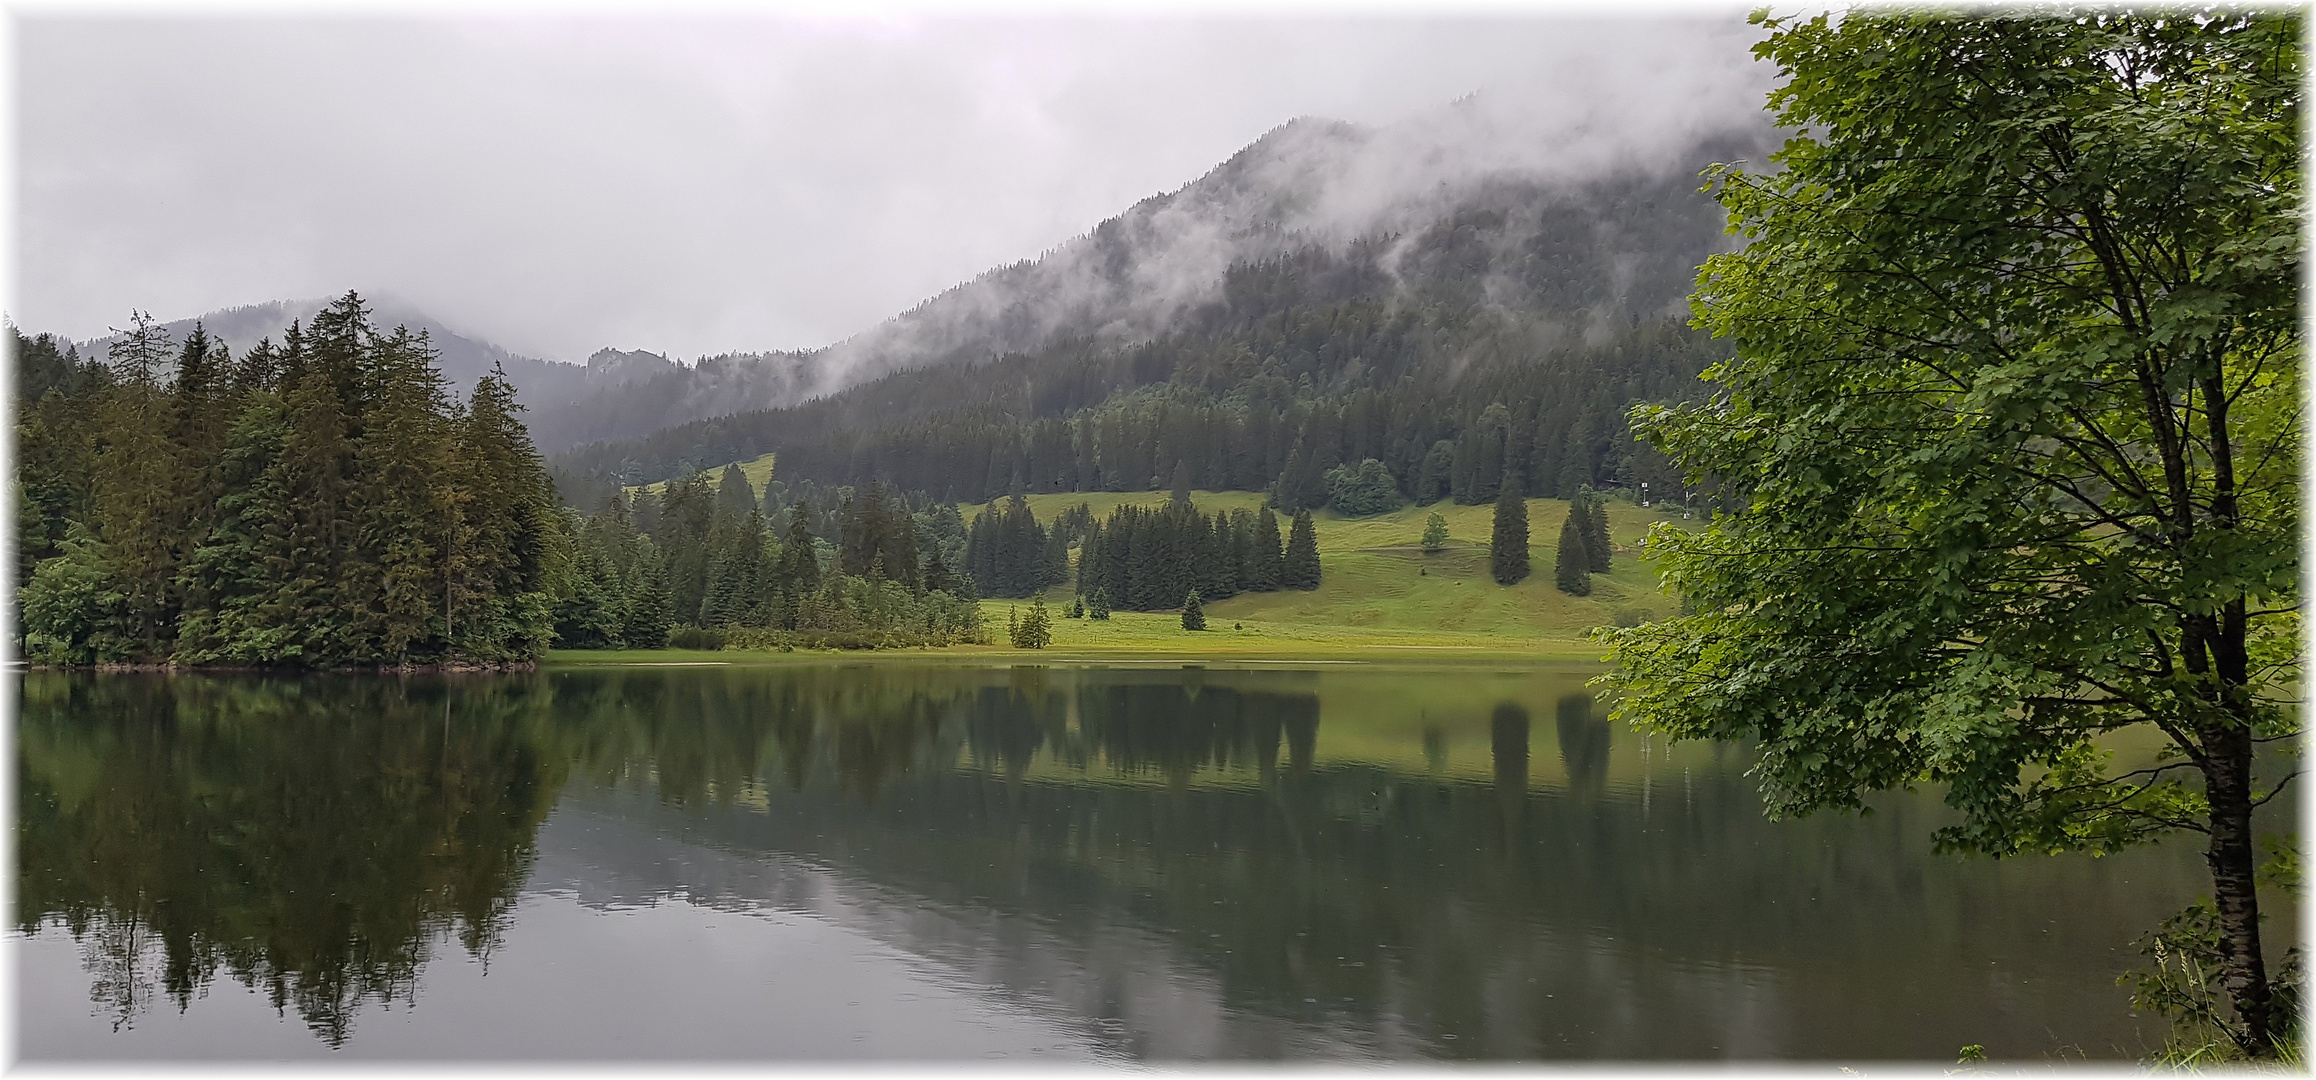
[1282,510,1321,590]
[1491,484,1531,586]
[1180,588,1206,630]
[716,462,756,517]
[1578,488,1613,573]
[623,550,675,648]
[1250,507,1284,591]
[1553,505,1590,595]
[1010,596,1052,649]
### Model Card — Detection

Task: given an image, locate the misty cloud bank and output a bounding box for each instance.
[26,14,1779,450]
[808,79,1779,401]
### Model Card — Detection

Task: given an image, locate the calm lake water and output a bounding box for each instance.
[12,662,2271,1061]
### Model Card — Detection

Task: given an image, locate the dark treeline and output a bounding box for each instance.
[12,295,559,666]
[1076,500,1318,611]
[955,492,1322,608]
[554,467,982,650]
[9,296,984,664]
[548,164,1736,515]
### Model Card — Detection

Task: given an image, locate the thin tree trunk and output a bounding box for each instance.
[2199,713,2272,1055]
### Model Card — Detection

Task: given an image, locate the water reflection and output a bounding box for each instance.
[13,664,2282,1060]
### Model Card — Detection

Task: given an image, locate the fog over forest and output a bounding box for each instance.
[21,13,1773,395]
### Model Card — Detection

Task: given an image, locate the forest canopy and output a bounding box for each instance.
[14,295,559,667]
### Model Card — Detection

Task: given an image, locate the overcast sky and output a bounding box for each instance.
[15,9,1770,363]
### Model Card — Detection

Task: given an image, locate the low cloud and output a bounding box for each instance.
[16,13,1772,369]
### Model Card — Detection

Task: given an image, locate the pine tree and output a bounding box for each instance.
[1250,507,1284,591]
[1491,484,1531,586]
[1087,587,1112,620]
[716,463,756,517]
[623,548,675,647]
[923,546,957,595]
[1282,510,1321,590]
[1552,505,1589,595]
[1010,596,1052,649]
[347,326,455,662]
[1422,511,1450,553]
[1037,519,1071,590]
[1577,488,1612,573]
[1180,588,1206,630]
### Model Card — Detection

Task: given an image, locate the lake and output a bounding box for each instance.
[11,662,2252,1061]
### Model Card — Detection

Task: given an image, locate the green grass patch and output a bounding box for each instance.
[626,452,778,498]
[966,491,1693,641]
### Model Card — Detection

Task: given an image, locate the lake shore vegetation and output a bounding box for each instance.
[1602,9,2302,1059]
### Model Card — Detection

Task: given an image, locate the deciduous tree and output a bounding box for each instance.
[1605,10,2301,1055]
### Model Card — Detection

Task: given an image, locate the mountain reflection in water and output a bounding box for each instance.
[14,664,2261,1060]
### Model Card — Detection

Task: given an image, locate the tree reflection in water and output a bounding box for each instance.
[15,664,2237,1058]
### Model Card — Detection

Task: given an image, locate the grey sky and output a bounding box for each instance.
[15,10,1769,363]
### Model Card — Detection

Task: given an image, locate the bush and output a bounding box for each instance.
[668,627,725,650]
[1421,511,1450,552]
[1324,458,1402,517]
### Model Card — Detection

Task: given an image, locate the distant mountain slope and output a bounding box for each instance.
[50,94,1775,468]
[549,115,1770,508]
[72,295,587,401]
[60,300,806,453]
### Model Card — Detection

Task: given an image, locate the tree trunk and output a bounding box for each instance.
[2199,719,2273,1055]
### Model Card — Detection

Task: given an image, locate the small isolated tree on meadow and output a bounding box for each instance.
[1086,588,1112,621]
[1490,485,1529,585]
[1422,511,1450,553]
[1181,589,1207,630]
[1009,596,1052,649]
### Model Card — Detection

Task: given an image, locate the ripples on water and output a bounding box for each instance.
[12,663,2284,1060]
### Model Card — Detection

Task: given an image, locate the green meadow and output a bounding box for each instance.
[973,489,1688,644]
[562,483,1690,661]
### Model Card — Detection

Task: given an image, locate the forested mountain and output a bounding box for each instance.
[548,120,1764,512]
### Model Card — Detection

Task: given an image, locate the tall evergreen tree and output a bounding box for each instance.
[1552,504,1589,595]
[1491,484,1531,586]
[1282,510,1321,590]
[1577,488,1613,573]
[1250,507,1284,591]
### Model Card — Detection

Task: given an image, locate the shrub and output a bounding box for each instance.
[1323,458,1401,517]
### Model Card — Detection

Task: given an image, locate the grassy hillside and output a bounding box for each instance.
[973,490,1688,641]
[628,451,779,497]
